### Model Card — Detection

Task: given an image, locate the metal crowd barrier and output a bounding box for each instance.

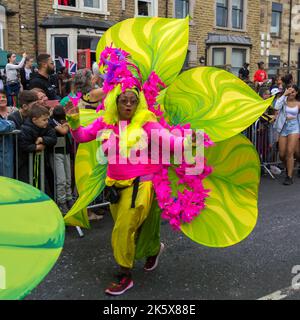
[245,118,281,179]
[0,130,20,179]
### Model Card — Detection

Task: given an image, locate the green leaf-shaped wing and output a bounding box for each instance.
[0,177,65,299]
[64,110,107,228]
[160,67,274,142]
[96,17,189,86]
[181,134,260,247]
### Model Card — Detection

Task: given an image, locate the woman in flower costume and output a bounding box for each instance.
[64,17,273,295]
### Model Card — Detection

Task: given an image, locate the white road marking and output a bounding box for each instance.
[258,284,300,300]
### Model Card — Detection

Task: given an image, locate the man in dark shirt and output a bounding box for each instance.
[238,63,250,81]
[29,54,59,100]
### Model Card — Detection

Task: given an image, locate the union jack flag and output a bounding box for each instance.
[57,57,77,74]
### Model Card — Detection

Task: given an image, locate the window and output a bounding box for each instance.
[268,55,280,77]
[231,48,246,76]
[136,0,156,16]
[52,36,69,69]
[216,0,244,30]
[83,0,101,9]
[78,36,100,63]
[216,0,228,27]
[271,3,282,37]
[212,48,226,66]
[55,0,107,13]
[175,0,189,18]
[58,0,76,6]
[232,0,243,29]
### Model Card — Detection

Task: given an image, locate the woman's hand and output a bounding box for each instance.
[284,87,294,96]
[65,100,79,116]
[22,52,27,59]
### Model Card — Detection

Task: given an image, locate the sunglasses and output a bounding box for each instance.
[118,98,139,106]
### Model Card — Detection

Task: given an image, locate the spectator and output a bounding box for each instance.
[30,54,59,101]
[31,88,49,107]
[238,63,250,81]
[20,56,36,91]
[254,62,268,90]
[8,90,38,130]
[0,90,17,119]
[270,75,284,91]
[274,86,300,185]
[49,105,73,213]
[0,114,16,178]
[5,52,27,106]
[73,68,105,110]
[18,103,57,186]
[58,66,72,98]
[281,73,294,88]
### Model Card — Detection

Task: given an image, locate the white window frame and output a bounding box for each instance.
[0,5,6,50]
[53,0,110,15]
[47,29,77,64]
[215,0,247,31]
[135,0,158,17]
[208,45,250,70]
[173,0,190,19]
[231,47,247,76]
[0,22,4,50]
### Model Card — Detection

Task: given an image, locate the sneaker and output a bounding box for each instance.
[270,165,281,175]
[105,273,133,296]
[283,176,293,185]
[144,242,165,272]
[57,202,69,214]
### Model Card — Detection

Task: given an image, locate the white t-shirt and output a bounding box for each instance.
[5,57,26,83]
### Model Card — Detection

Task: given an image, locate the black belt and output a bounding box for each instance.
[105,177,140,208]
[131,177,140,208]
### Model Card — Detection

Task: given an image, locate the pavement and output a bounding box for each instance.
[26,173,300,300]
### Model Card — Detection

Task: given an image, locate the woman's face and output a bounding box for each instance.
[0,93,7,108]
[289,88,298,99]
[117,91,139,121]
[38,92,48,104]
[9,54,17,64]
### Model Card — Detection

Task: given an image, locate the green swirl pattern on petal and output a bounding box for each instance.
[96,17,189,86]
[0,176,48,205]
[0,177,65,300]
[64,110,107,228]
[161,67,274,142]
[181,134,260,247]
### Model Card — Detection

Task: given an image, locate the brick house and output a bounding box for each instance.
[260,0,300,83]
[0,0,260,77]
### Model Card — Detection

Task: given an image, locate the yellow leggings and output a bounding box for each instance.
[108,178,160,269]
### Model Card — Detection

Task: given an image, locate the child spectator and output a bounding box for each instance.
[18,103,57,188]
[49,105,73,213]
[0,114,16,178]
[8,90,38,129]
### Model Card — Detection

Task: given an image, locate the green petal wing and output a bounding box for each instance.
[0,177,64,299]
[160,67,274,142]
[96,17,189,85]
[181,134,260,247]
[64,110,107,228]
